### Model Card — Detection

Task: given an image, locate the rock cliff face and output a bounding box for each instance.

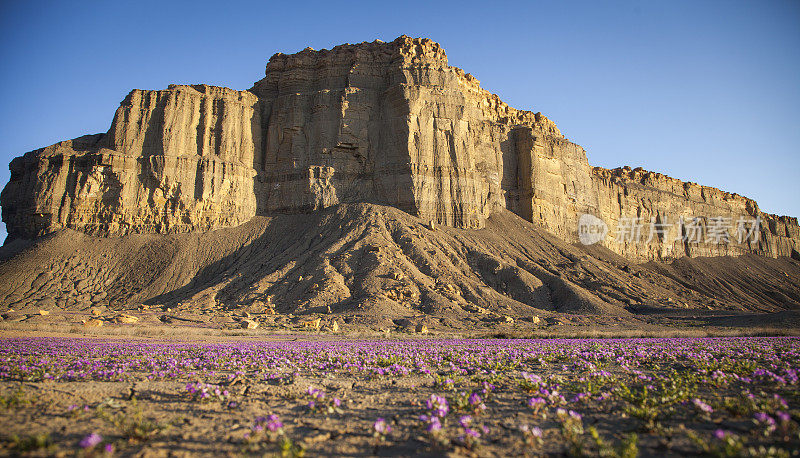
[2,36,798,261]
[2,85,259,237]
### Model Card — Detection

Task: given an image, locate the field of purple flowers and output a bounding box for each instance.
[0,337,798,456]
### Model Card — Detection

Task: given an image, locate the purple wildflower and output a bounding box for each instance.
[527,397,546,408]
[421,415,442,432]
[426,394,449,418]
[468,392,481,406]
[266,414,283,432]
[80,433,102,449]
[373,418,391,434]
[464,427,481,438]
[692,398,713,414]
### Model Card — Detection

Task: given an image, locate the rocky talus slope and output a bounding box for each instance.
[1,203,798,331]
[0,36,798,328]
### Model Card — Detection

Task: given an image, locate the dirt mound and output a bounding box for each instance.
[1,203,798,331]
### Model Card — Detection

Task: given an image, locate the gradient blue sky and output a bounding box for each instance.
[1,0,798,242]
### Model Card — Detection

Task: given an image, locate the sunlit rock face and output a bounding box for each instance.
[246,36,564,229]
[2,36,797,260]
[1,85,260,238]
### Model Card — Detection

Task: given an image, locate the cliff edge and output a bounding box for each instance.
[2,36,798,261]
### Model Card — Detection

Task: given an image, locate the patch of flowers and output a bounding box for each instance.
[0,336,797,455]
[451,391,486,415]
[304,386,342,414]
[242,414,304,456]
[185,381,229,402]
[455,415,487,450]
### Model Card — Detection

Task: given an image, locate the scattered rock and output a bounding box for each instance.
[115,314,139,324]
[83,318,103,327]
[302,318,321,330]
[386,288,416,302]
[242,319,259,329]
[465,304,489,314]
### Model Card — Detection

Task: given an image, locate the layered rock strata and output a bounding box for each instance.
[2,36,798,261]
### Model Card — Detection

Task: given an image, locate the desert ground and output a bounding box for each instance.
[0,329,798,457]
[1,204,799,457]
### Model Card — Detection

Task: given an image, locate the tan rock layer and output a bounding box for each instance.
[2,36,798,261]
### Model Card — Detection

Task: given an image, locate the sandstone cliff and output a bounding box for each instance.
[2,85,259,237]
[2,36,798,261]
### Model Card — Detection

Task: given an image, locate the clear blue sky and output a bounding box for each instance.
[1,0,798,243]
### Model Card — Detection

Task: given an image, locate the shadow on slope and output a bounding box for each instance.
[1,203,799,330]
